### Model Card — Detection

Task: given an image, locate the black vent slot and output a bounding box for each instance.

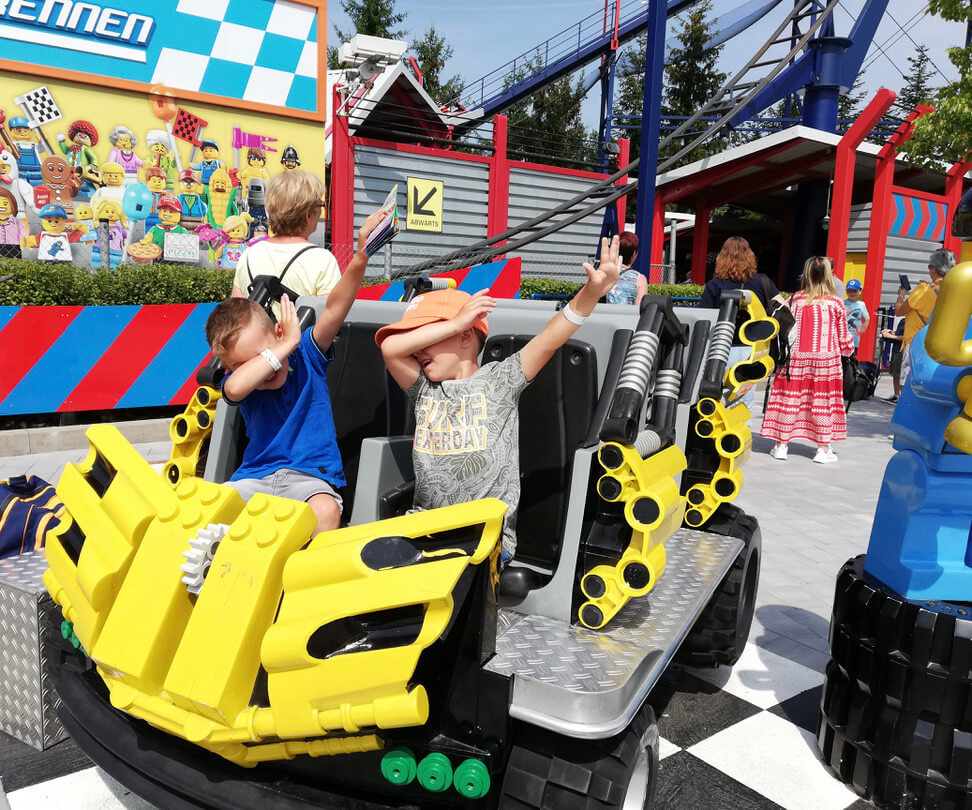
[57,522,86,565]
[307,604,425,660]
[85,453,116,498]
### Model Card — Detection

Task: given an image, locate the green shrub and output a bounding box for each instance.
[519,277,703,300]
[0,259,234,306]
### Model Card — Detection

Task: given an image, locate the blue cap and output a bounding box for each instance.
[200,139,219,150]
[9,116,29,129]
[846,279,863,291]
[39,204,67,219]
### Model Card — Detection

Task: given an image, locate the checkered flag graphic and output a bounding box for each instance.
[172,108,208,147]
[14,86,63,128]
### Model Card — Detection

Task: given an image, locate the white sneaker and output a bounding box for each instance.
[813,448,838,464]
[769,444,788,460]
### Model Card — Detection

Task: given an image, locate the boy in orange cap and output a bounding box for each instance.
[377,236,621,565]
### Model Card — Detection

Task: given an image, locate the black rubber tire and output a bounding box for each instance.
[675,503,761,667]
[829,555,972,725]
[817,661,972,808]
[496,702,659,810]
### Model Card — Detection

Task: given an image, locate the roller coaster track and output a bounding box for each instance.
[403,0,839,278]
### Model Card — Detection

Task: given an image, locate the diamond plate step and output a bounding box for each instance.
[486,529,742,739]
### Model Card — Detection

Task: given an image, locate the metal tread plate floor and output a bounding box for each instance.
[486,529,743,739]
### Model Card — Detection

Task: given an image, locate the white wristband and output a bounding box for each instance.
[561,302,588,325]
[260,348,282,372]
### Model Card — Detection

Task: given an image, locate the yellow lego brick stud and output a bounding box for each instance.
[579,442,686,630]
[684,397,751,528]
[163,386,221,486]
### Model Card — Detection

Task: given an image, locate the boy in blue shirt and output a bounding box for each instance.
[844,279,869,357]
[204,208,385,534]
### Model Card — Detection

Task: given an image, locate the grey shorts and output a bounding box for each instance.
[227,469,343,511]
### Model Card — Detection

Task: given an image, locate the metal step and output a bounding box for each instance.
[486,528,742,740]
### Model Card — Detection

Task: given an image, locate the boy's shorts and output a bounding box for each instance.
[227,469,343,511]
[890,349,902,378]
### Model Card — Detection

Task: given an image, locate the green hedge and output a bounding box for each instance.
[0,259,234,306]
[519,277,703,300]
[0,258,703,307]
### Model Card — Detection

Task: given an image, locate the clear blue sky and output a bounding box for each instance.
[327,1,965,127]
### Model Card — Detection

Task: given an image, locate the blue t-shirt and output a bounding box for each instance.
[844,299,868,348]
[228,327,345,487]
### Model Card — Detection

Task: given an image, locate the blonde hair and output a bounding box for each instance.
[801,256,836,303]
[222,213,253,235]
[205,298,272,358]
[94,199,127,225]
[714,237,757,282]
[266,170,324,237]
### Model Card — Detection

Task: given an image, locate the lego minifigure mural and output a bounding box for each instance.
[0,0,327,271]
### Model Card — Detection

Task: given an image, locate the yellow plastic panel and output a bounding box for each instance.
[92,477,243,694]
[261,500,505,741]
[165,493,316,724]
[44,425,177,650]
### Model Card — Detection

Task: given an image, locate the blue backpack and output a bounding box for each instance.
[0,475,63,559]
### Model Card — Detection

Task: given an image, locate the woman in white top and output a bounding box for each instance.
[231,170,340,302]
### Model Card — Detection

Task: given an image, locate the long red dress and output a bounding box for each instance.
[761,293,855,444]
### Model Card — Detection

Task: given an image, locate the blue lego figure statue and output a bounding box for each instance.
[863,262,972,599]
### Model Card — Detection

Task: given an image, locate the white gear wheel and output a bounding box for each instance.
[180,523,229,595]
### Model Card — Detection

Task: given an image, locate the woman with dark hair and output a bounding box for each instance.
[762,256,855,463]
[606,231,648,305]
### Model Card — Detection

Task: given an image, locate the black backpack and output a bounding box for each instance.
[758,274,795,369]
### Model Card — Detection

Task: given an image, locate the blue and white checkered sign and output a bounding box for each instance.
[0,0,320,113]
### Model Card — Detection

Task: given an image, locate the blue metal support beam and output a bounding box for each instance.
[634,0,667,279]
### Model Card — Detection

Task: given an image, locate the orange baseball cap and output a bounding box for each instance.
[374,289,489,347]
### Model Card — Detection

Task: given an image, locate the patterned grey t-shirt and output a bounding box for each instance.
[408,352,530,558]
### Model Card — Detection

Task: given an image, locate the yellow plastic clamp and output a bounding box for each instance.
[162,386,221,487]
[579,443,687,629]
[726,290,778,404]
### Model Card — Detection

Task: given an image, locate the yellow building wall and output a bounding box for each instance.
[844,252,867,289]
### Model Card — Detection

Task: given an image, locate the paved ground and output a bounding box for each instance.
[0,381,900,809]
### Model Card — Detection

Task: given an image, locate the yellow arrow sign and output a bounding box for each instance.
[406,177,443,232]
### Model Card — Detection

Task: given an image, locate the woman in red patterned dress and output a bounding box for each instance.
[762,256,855,463]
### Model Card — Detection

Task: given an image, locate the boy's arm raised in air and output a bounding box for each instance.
[313,209,388,352]
[520,235,622,382]
[381,292,497,389]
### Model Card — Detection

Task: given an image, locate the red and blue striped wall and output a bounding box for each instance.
[0,258,522,415]
[890,193,948,241]
[0,304,216,415]
[356,257,521,301]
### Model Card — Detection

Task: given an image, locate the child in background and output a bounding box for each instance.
[204,207,387,535]
[881,318,905,403]
[377,237,622,565]
[844,279,869,357]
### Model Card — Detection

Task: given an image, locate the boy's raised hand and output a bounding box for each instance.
[582,235,622,299]
[278,293,302,351]
[455,289,496,331]
[355,209,390,256]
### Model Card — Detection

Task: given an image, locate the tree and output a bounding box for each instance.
[660,0,727,167]
[411,26,463,106]
[504,55,597,169]
[329,0,407,68]
[897,45,936,113]
[900,0,970,167]
[613,33,648,160]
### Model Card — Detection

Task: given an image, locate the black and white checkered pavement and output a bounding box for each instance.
[0,382,900,809]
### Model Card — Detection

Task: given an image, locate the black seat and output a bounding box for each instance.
[327,322,412,511]
[482,336,598,571]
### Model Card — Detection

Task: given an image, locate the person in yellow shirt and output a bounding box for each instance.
[895,248,956,380]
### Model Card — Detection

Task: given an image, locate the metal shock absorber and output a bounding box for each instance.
[648,329,687,442]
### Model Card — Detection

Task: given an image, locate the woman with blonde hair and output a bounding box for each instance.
[761,256,855,463]
[231,169,340,303]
